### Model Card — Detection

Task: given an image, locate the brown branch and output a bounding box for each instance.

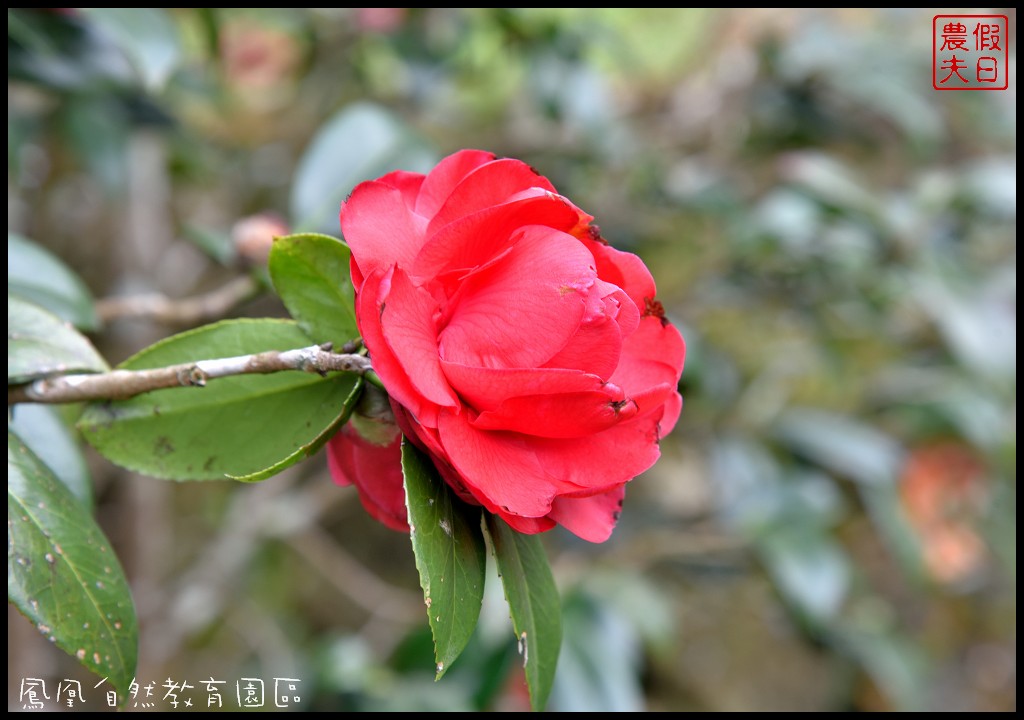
[8,344,374,405]
[95,275,261,326]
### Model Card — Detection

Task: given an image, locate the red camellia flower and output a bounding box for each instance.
[327,149,685,542]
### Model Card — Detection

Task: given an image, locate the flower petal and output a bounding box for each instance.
[582,237,657,310]
[437,402,662,519]
[437,410,558,518]
[412,194,581,282]
[438,226,596,370]
[341,180,428,279]
[529,409,665,494]
[380,269,460,411]
[374,169,426,212]
[610,315,686,397]
[659,388,683,437]
[496,512,557,535]
[441,360,617,412]
[471,389,637,438]
[548,486,626,543]
[327,425,409,533]
[414,149,497,218]
[426,158,558,236]
[357,268,437,425]
[541,313,622,379]
[541,281,638,379]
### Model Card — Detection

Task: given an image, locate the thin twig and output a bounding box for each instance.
[8,345,374,405]
[95,275,262,326]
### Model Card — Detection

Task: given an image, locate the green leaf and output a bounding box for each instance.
[269,233,359,348]
[484,514,562,712]
[82,8,182,91]
[8,295,109,384]
[8,233,99,330]
[8,404,93,510]
[8,430,138,698]
[402,441,486,680]
[77,319,361,481]
[290,101,437,233]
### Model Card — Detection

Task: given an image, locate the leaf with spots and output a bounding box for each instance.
[77,319,362,482]
[7,429,138,698]
[485,514,562,712]
[402,440,486,680]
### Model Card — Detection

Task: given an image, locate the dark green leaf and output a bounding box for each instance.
[8,233,98,330]
[77,319,361,481]
[484,514,562,712]
[8,295,108,383]
[8,404,93,510]
[402,441,486,680]
[290,102,437,233]
[8,430,137,698]
[269,233,359,348]
[82,8,182,91]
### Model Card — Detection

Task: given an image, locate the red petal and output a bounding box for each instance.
[393,401,446,456]
[380,269,459,410]
[496,512,556,535]
[541,313,622,379]
[627,382,677,421]
[412,194,580,281]
[529,409,665,494]
[610,315,686,396]
[414,149,497,218]
[374,169,426,212]
[437,410,558,518]
[584,238,657,310]
[660,389,683,437]
[471,389,637,438]
[438,226,595,370]
[426,158,557,236]
[340,180,428,279]
[349,253,365,292]
[541,282,638,379]
[436,403,662,519]
[441,361,617,412]
[327,425,409,533]
[548,486,626,543]
[356,269,437,425]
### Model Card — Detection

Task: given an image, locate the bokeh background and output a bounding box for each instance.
[8,8,1016,712]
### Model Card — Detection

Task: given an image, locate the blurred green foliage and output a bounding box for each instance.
[8,8,1015,712]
